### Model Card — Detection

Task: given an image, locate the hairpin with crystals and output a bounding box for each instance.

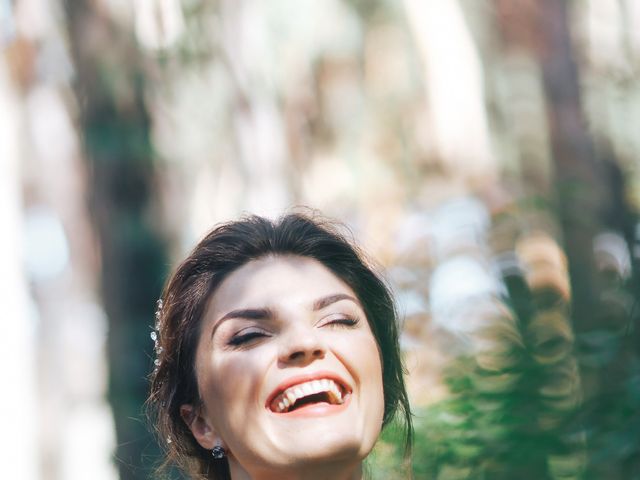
[150,298,164,370]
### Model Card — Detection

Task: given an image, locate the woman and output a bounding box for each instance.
[148,213,412,479]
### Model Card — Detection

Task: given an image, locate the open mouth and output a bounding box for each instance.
[269,378,349,414]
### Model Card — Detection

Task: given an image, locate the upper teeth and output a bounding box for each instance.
[272,379,345,413]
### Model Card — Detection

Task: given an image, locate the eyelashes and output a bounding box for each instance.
[228,329,269,346]
[320,314,360,329]
[226,314,360,347]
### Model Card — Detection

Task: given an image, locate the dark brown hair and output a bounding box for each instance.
[147,213,412,479]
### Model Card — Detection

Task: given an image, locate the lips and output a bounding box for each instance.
[267,372,351,414]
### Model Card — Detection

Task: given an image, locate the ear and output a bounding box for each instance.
[180,404,218,450]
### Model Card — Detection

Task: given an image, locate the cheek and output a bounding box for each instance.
[356,334,385,416]
[366,341,385,411]
[342,332,385,449]
[198,350,269,428]
[357,332,384,378]
[335,331,384,398]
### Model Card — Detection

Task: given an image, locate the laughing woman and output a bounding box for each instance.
[147,213,412,479]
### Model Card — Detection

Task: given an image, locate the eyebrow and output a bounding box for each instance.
[312,293,360,311]
[211,293,360,338]
[217,307,274,323]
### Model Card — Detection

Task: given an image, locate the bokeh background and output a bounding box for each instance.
[2,0,640,478]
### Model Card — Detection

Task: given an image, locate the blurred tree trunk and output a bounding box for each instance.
[64,2,167,479]
[495,0,639,477]
[534,0,608,329]
[494,0,607,325]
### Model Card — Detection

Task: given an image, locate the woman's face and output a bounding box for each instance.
[188,255,384,477]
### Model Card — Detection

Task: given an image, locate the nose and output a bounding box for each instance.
[278,322,326,366]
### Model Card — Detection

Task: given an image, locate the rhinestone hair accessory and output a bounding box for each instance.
[151,298,164,370]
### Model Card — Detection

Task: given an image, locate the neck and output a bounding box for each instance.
[229,458,364,480]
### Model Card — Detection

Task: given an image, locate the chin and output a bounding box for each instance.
[265,421,380,469]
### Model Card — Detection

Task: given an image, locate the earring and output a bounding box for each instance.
[211,444,226,460]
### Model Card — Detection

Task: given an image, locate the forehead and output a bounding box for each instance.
[207,255,357,315]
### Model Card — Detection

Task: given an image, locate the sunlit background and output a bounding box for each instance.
[2,0,639,478]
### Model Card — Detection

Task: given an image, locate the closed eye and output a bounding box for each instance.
[228,329,270,346]
[321,314,360,329]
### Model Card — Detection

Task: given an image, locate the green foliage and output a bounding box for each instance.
[369,256,640,479]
